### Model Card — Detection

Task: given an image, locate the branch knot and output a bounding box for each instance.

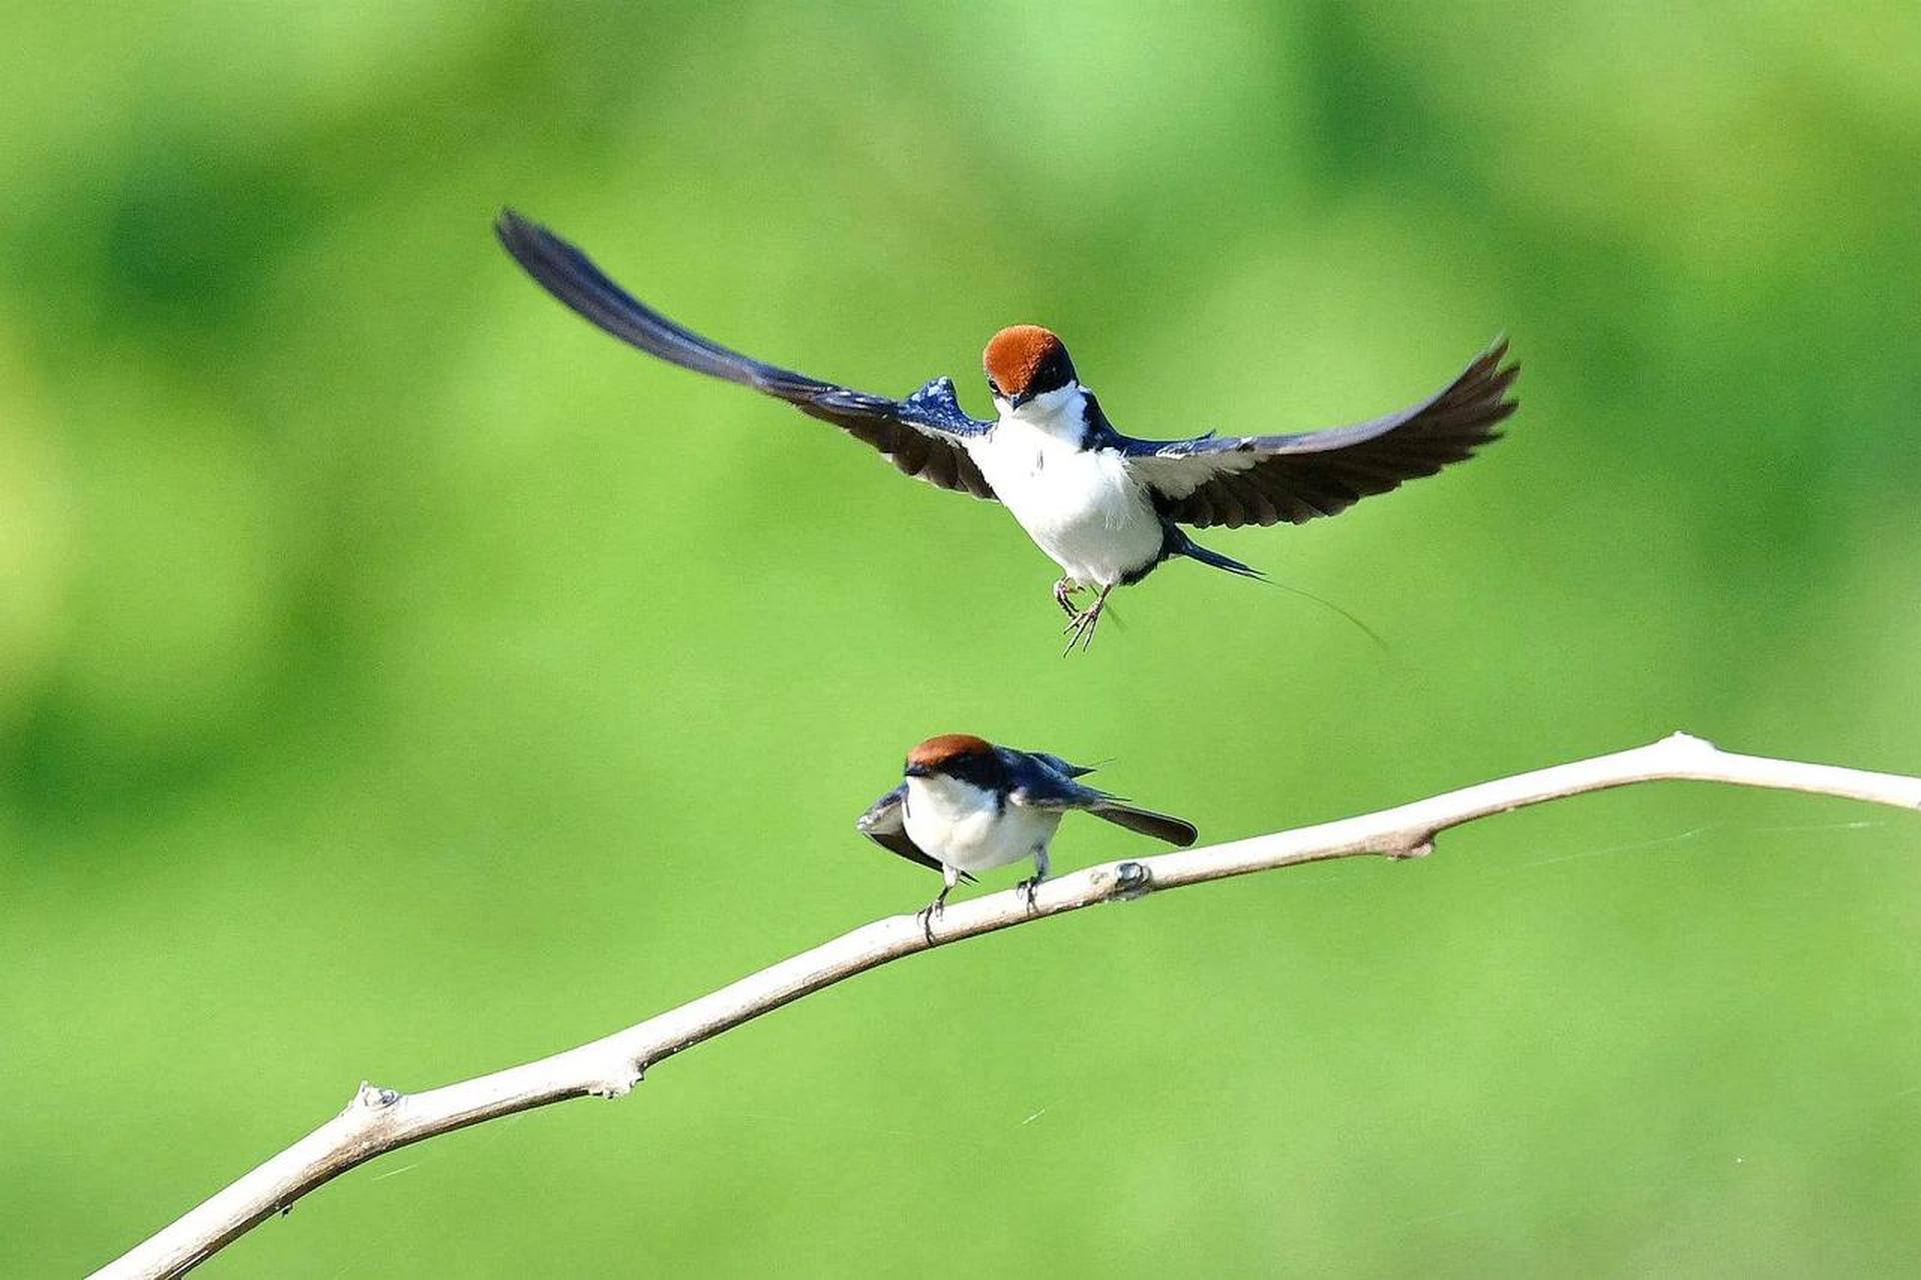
[1111,861,1152,900]
[351,1082,400,1110]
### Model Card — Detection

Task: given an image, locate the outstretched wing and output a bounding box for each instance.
[1121,341,1517,529]
[855,784,973,880]
[496,210,998,500]
[1004,751,1199,848]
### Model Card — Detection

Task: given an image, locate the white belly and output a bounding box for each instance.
[968,422,1164,587]
[904,776,1062,874]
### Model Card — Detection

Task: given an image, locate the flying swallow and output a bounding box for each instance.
[857,733,1197,936]
[496,211,1518,649]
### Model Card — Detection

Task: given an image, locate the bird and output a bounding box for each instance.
[856,733,1198,937]
[495,209,1518,650]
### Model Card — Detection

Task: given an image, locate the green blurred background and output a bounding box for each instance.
[4,1,1919,1274]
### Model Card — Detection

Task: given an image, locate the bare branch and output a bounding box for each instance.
[92,733,1921,1278]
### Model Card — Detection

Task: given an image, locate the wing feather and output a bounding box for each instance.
[856,784,974,881]
[1124,341,1517,529]
[1004,750,1198,849]
[496,210,998,501]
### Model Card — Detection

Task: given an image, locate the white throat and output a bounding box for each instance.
[994,383,1086,441]
[904,773,995,825]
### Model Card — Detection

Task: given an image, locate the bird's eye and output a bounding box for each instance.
[987,379,1003,397]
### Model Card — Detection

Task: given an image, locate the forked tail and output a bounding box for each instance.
[1170,528,1263,579]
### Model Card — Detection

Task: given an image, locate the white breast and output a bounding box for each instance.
[966,392,1164,587]
[904,775,1063,874]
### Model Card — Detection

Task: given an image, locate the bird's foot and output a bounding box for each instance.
[1061,595,1109,654]
[917,897,945,945]
[1052,578,1084,619]
[1016,876,1043,913]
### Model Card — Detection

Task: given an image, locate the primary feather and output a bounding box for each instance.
[495,209,998,499]
[1119,341,1518,529]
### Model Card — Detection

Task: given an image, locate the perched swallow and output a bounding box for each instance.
[857,734,1197,935]
[496,210,1518,649]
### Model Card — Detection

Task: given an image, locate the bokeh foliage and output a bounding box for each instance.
[4,2,1919,1274]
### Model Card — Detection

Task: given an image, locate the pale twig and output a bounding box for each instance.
[91,733,1921,1279]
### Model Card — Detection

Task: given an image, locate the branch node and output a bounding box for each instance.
[1110,860,1153,900]
[1386,836,1434,861]
[1662,730,1716,752]
[586,1065,642,1099]
[351,1082,401,1110]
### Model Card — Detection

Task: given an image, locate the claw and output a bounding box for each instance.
[1052,578,1083,620]
[918,884,953,944]
[1060,585,1113,655]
